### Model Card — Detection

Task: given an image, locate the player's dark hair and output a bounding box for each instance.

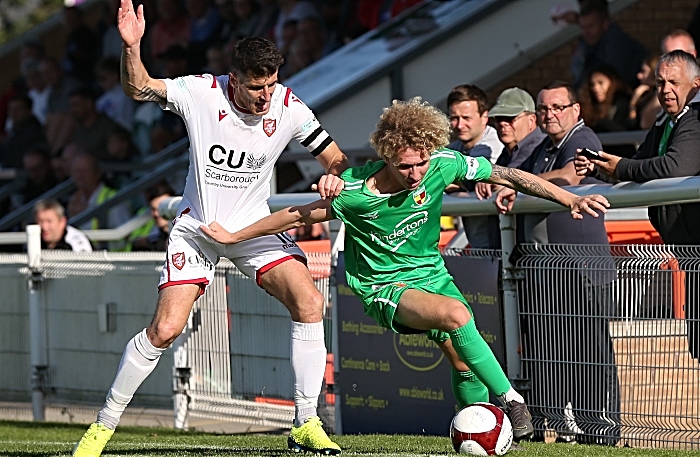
[447,84,489,115]
[231,37,284,78]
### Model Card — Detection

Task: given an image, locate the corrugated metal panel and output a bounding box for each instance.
[227,268,293,399]
[0,252,175,406]
[0,260,30,399]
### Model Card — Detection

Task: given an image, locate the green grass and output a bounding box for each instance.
[0,420,698,456]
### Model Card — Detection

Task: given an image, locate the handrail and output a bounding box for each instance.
[596,130,647,147]
[3,176,693,246]
[0,212,151,245]
[0,179,76,231]
[0,172,27,202]
[69,154,189,227]
[0,138,191,233]
[157,176,700,220]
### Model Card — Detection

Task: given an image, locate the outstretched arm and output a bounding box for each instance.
[487,165,609,219]
[200,199,334,244]
[118,0,167,102]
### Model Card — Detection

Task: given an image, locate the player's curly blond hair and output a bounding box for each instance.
[369,97,451,164]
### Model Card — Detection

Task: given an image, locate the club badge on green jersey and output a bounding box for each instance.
[411,184,431,208]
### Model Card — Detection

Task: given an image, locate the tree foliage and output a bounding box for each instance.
[0,0,65,45]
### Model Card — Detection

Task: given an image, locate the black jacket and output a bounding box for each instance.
[616,95,700,244]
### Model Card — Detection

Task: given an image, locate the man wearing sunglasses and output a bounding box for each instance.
[498,80,620,446]
[473,87,545,239]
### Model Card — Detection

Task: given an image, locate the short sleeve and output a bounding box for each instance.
[162,75,211,119]
[330,192,347,222]
[435,149,492,185]
[464,156,493,181]
[286,89,333,156]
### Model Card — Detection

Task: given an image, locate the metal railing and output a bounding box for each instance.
[4,175,700,449]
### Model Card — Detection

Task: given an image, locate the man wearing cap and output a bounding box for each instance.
[498,80,620,446]
[474,88,546,229]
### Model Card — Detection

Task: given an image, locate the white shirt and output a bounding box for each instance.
[28,87,50,125]
[473,126,504,164]
[65,225,93,252]
[162,75,330,232]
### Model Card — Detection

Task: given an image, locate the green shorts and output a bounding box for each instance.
[359,273,473,344]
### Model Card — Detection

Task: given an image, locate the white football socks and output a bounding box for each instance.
[499,386,525,405]
[97,328,165,430]
[290,321,326,426]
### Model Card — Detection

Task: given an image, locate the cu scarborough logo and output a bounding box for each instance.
[392,333,445,372]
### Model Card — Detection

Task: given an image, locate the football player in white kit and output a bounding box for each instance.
[72,1,347,456]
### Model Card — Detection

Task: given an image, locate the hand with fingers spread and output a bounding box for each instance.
[312,174,344,199]
[569,194,610,219]
[118,0,145,47]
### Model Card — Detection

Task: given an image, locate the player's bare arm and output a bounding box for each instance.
[311,141,349,199]
[487,165,609,219]
[118,0,167,103]
[200,199,333,244]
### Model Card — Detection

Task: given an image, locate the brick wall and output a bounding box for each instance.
[486,0,699,103]
[611,319,700,448]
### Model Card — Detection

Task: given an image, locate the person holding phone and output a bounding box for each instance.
[498,80,620,446]
[575,50,700,363]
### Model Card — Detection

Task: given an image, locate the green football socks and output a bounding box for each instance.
[451,369,488,408]
[448,318,512,396]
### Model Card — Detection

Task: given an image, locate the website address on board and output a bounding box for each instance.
[398,386,445,401]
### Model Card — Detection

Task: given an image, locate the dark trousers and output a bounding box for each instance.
[680,259,699,360]
[522,271,621,445]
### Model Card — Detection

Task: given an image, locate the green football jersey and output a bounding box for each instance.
[331,149,492,299]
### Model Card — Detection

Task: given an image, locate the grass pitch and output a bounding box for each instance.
[0,420,698,456]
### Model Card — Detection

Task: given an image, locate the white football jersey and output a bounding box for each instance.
[162,74,331,232]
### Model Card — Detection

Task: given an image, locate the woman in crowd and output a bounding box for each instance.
[629,54,662,130]
[579,65,637,157]
[579,65,632,132]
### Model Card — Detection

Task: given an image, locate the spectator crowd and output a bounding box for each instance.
[1,0,700,449]
[0,0,698,254]
[0,0,421,248]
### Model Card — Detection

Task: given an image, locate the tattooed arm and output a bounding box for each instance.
[486,165,610,219]
[118,0,167,102]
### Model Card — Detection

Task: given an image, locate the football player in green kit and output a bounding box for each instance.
[200,97,610,441]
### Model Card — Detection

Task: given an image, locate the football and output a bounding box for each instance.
[450,402,513,455]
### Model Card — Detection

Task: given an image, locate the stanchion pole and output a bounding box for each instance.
[328,219,344,435]
[499,214,522,380]
[27,224,47,421]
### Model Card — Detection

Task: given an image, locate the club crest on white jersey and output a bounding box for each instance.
[161,74,333,233]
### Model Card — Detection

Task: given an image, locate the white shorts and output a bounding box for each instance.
[158,211,307,295]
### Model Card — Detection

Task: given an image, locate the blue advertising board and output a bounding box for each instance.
[336,253,503,435]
